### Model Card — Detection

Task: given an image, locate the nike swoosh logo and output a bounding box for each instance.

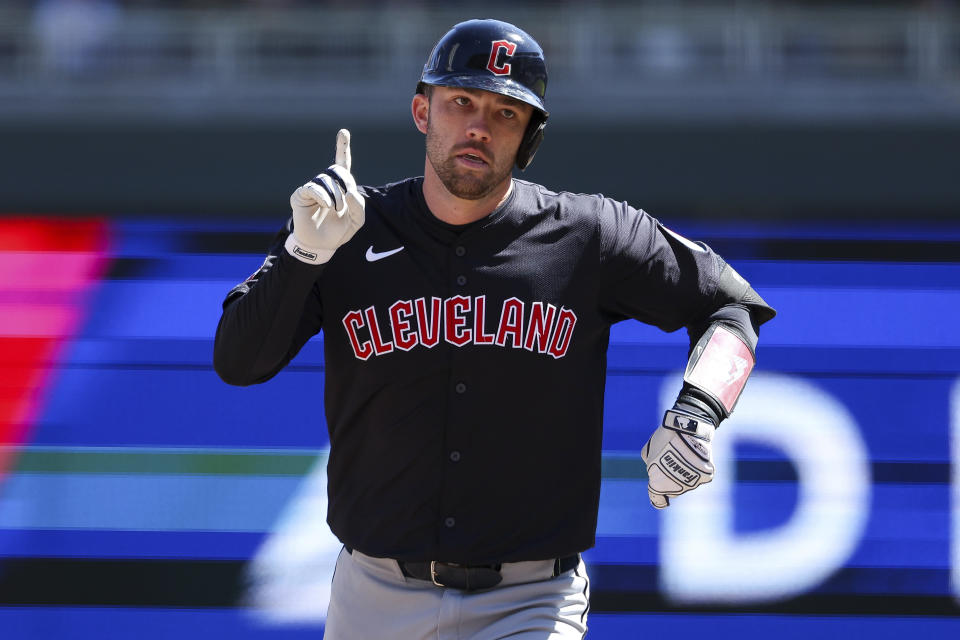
[365,245,405,262]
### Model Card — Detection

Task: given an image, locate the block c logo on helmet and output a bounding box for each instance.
[487,40,517,76]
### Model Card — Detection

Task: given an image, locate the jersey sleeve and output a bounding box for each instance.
[597,200,722,331]
[597,198,774,333]
[213,218,325,386]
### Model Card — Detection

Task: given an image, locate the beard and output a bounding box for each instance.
[425,120,514,201]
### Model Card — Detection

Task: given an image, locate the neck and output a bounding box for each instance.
[421,160,513,226]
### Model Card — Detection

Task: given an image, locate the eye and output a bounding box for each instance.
[500,109,516,119]
[453,96,470,106]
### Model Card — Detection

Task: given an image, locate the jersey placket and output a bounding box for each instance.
[438,237,474,550]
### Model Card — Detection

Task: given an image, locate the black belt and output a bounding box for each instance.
[345,548,579,592]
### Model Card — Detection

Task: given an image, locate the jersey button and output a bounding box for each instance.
[444,517,456,528]
[449,450,461,462]
[455,382,467,394]
[455,246,466,257]
[456,275,467,286]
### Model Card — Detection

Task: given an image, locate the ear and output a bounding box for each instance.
[411,93,429,135]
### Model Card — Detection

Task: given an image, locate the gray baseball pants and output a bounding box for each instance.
[323,547,590,639]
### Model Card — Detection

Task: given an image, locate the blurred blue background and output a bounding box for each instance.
[1,1,959,638]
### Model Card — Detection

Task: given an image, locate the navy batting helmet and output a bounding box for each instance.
[417,19,549,170]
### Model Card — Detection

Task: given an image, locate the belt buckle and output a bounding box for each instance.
[430,560,444,587]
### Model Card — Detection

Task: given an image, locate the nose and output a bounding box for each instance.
[465,112,492,143]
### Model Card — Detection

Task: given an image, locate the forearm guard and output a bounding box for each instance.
[668,260,775,427]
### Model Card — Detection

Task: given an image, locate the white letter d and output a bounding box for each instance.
[658,372,870,603]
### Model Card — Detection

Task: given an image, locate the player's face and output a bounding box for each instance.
[422,87,533,200]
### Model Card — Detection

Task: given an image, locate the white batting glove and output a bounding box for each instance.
[641,409,716,509]
[285,129,365,265]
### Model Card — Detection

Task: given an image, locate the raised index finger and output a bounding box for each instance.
[336,129,351,172]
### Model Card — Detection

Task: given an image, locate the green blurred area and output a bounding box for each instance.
[5,120,959,222]
[2,3,959,222]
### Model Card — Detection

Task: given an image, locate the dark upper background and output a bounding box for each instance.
[1,0,958,223]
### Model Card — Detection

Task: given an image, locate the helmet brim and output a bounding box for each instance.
[419,75,548,118]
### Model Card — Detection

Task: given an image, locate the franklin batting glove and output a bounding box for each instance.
[641,408,715,509]
[285,129,366,265]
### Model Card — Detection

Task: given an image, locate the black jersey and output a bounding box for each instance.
[214,177,772,564]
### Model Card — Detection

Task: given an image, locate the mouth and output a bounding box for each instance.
[455,149,490,168]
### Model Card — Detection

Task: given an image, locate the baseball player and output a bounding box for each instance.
[214,18,775,640]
